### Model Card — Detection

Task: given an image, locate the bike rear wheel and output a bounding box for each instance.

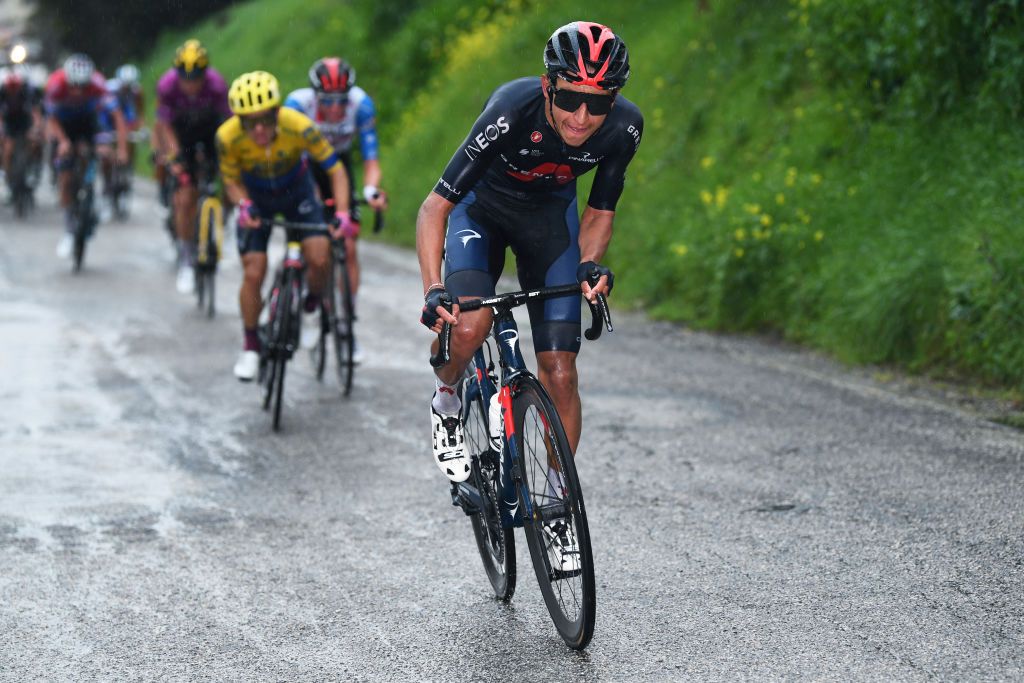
[512,376,595,650]
[331,254,355,396]
[463,349,516,601]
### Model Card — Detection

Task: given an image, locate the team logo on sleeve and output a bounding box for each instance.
[463,115,510,160]
[530,131,542,143]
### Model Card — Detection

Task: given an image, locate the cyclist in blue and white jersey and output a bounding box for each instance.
[285,57,388,361]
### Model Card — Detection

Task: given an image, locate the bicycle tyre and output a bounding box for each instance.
[72,193,90,273]
[332,255,355,396]
[463,350,516,601]
[512,375,596,650]
[272,272,298,431]
[262,277,283,411]
[205,270,216,318]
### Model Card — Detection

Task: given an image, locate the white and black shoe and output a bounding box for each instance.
[431,404,470,482]
[543,520,581,574]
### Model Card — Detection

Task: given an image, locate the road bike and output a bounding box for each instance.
[257,219,332,431]
[431,282,612,650]
[67,143,99,273]
[191,145,223,318]
[314,198,384,395]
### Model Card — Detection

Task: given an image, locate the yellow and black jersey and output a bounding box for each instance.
[215,107,341,192]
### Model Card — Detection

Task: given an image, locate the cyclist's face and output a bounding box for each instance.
[240,108,278,146]
[316,93,347,123]
[543,76,614,147]
[179,78,203,97]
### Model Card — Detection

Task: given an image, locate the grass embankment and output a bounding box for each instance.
[138,0,1024,393]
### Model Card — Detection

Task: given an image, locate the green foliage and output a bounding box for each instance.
[140,0,1024,388]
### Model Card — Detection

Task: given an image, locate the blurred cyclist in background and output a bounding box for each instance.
[45,54,128,257]
[154,39,231,294]
[0,69,44,199]
[284,57,387,362]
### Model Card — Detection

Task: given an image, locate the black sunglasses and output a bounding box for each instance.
[240,110,278,131]
[551,88,616,116]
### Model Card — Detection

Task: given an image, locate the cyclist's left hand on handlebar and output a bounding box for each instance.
[237,199,261,229]
[331,211,359,239]
[576,261,615,302]
[421,287,459,333]
[364,186,388,211]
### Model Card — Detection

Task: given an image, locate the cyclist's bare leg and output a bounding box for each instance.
[173,183,198,257]
[240,252,268,328]
[537,350,582,453]
[301,236,330,297]
[1,137,12,175]
[432,304,493,387]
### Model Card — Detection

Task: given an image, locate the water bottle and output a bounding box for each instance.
[488,391,503,452]
[286,243,303,262]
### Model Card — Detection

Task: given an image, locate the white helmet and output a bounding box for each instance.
[63,53,95,86]
[116,63,140,86]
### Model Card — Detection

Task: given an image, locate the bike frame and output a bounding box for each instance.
[452,286,610,530]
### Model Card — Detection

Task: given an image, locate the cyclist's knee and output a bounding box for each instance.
[241,257,266,285]
[537,353,579,395]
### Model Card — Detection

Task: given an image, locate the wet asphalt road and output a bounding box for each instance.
[1,183,1022,681]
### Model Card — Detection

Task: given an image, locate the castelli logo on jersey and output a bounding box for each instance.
[531,131,542,143]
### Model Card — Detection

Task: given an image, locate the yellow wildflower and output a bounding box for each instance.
[700,189,714,205]
[811,173,823,185]
[794,107,805,120]
[775,193,786,205]
[688,40,701,52]
[715,185,730,209]
[654,77,665,90]
[734,228,747,241]
[671,243,689,257]
[743,203,761,215]
[847,186,858,196]
[760,214,773,227]
[752,228,764,241]
[752,171,763,182]
[734,247,745,259]
[834,102,844,112]
[701,156,715,169]
[814,230,825,242]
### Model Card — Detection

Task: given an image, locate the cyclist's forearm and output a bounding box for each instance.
[329,165,350,213]
[362,158,382,191]
[578,206,615,263]
[416,192,454,293]
[113,110,129,157]
[224,180,250,206]
[154,120,179,157]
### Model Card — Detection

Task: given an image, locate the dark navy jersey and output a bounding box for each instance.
[433,77,643,211]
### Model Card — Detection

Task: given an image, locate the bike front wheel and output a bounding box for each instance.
[331,255,355,396]
[512,375,595,650]
[463,350,515,601]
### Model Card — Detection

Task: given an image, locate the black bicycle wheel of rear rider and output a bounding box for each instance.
[314,299,328,381]
[262,278,283,411]
[463,349,516,601]
[205,270,216,318]
[271,274,298,432]
[332,257,355,396]
[513,375,596,650]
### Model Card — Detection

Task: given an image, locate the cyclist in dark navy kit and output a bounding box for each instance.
[416,20,643,523]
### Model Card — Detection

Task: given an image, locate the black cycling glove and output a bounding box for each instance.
[421,287,453,329]
[576,261,615,294]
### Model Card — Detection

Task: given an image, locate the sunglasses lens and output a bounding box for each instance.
[317,95,346,106]
[241,112,276,130]
[553,89,613,115]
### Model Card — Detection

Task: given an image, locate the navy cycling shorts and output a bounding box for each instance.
[237,172,328,255]
[443,182,583,354]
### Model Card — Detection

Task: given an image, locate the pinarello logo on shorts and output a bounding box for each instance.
[531,131,542,143]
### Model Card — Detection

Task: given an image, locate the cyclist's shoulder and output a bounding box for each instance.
[283,87,314,113]
[155,69,178,96]
[486,76,542,109]
[215,116,243,146]
[599,95,643,152]
[277,105,316,132]
[204,68,229,93]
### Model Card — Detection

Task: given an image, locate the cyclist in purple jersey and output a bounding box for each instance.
[153,39,231,294]
[417,21,642,503]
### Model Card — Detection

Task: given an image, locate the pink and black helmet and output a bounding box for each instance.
[308,57,355,94]
[543,21,630,91]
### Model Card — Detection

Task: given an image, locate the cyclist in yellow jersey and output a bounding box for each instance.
[216,71,354,381]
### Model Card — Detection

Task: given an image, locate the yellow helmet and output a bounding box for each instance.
[174,39,209,78]
[228,71,282,115]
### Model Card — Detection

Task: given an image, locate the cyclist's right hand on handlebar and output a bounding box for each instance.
[237,199,262,229]
[576,261,615,303]
[421,287,458,333]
